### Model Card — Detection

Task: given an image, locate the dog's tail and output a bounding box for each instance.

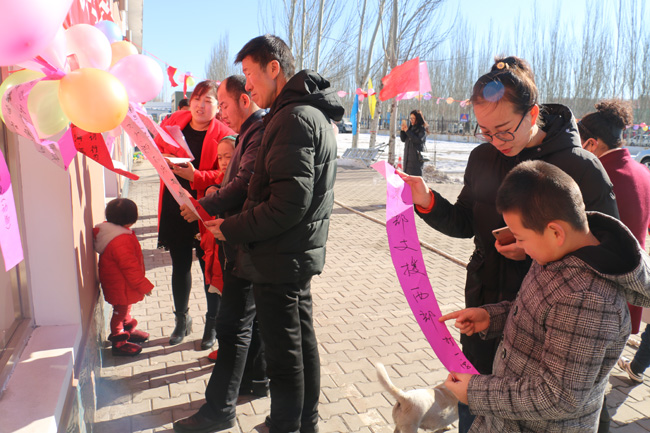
[376,363,408,403]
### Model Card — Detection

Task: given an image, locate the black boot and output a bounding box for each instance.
[169,311,192,345]
[200,314,217,350]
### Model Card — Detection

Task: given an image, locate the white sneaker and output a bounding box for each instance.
[618,357,644,383]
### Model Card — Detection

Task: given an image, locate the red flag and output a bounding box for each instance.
[167,66,179,87]
[379,57,421,101]
[70,125,139,180]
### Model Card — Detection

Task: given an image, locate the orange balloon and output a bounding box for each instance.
[58,68,129,133]
[110,41,138,67]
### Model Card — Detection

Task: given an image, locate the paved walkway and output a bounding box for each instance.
[94,160,650,433]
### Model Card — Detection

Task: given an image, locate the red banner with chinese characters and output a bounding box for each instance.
[64,0,114,27]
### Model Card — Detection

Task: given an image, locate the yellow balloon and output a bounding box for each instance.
[58,68,129,133]
[110,41,138,67]
[0,69,45,122]
[28,80,69,138]
[186,75,196,87]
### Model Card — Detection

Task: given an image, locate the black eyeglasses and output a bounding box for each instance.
[474,111,527,143]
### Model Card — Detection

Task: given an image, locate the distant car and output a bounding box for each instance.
[337,119,353,133]
[635,148,650,169]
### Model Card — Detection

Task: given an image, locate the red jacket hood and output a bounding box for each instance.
[94,222,133,254]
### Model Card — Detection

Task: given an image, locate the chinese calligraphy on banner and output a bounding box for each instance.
[372,160,478,375]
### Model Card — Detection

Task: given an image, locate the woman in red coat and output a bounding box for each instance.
[154,80,234,348]
[579,99,650,336]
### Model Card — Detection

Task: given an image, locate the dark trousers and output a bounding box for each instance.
[199,267,266,420]
[254,278,320,433]
[168,239,220,317]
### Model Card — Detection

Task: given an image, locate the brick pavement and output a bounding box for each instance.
[94,161,650,433]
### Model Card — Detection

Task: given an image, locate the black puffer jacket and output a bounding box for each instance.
[417,104,619,373]
[220,70,344,284]
[400,124,426,176]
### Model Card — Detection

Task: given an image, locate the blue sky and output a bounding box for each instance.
[142,0,588,100]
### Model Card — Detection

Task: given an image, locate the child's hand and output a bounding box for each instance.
[439,308,490,336]
[495,239,527,261]
[444,372,473,405]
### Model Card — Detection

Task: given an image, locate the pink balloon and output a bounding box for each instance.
[17,26,68,72]
[109,54,164,103]
[0,0,73,66]
[65,24,112,70]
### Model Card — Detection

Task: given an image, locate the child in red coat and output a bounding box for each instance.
[94,198,154,356]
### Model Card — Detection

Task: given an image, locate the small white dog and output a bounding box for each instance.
[376,363,458,433]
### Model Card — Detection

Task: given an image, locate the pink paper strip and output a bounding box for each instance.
[372,160,478,374]
[1,79,77,169]
[120,104,204,221]
[0,151,23,271]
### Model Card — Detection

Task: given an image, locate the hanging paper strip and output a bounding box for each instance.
[0,150,23,271]
[372,160,478,375]
[368,78,377,120]
[120,103,206,221]
[70,125,139,180]
[1,79,78,170]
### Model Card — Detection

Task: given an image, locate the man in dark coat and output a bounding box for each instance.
[201,35,343,433]
[173,75,268,432]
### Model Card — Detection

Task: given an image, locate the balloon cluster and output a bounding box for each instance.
[0,10,163,135]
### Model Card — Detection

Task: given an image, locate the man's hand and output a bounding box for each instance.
[204,218,226,241]
[205,186,219,196]
[396,171,433,208]
[444,372,473,405]
[494,240,527,261]
[180,204,199,222]
[439,308,490,336]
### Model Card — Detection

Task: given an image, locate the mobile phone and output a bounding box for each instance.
[492,226,515,245]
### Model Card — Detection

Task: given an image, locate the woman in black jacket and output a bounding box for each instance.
[400,56,618,433]
[399,110,427,175]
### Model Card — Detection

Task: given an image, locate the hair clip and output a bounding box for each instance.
[496,62,509,70]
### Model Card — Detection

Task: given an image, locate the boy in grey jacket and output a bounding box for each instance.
[440,160,650,432]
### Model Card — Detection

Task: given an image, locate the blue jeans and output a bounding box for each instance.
[458,402,475,433]
[631,323,650,375]
[254,277,320,433]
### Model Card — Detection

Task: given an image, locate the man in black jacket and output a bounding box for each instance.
[204,35,343,433]
[173,75,267,433]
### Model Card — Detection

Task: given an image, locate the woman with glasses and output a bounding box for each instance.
[400,56,618,433]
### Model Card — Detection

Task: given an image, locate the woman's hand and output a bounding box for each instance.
[439,308,490,337]
[172,163,195,181]
[396,171,433,208]
[400,120,408,132]
[494,239,527,261]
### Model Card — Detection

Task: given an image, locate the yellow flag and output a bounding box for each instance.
[368,78,377,119]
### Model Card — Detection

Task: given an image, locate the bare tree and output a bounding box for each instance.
[205,34,239,82]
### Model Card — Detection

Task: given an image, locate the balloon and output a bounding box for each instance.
[95,20,123,44]
[58,68,129,133]
[110,41,138,67]
[110,54,163,103]
[0,69,46,122]
[65,24,112,70]
[0,0,74,66]
[17,26,68,72]
[186,76,196,88]
[27,80,69,138]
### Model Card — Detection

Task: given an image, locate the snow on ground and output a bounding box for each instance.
[336,131,478,182]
